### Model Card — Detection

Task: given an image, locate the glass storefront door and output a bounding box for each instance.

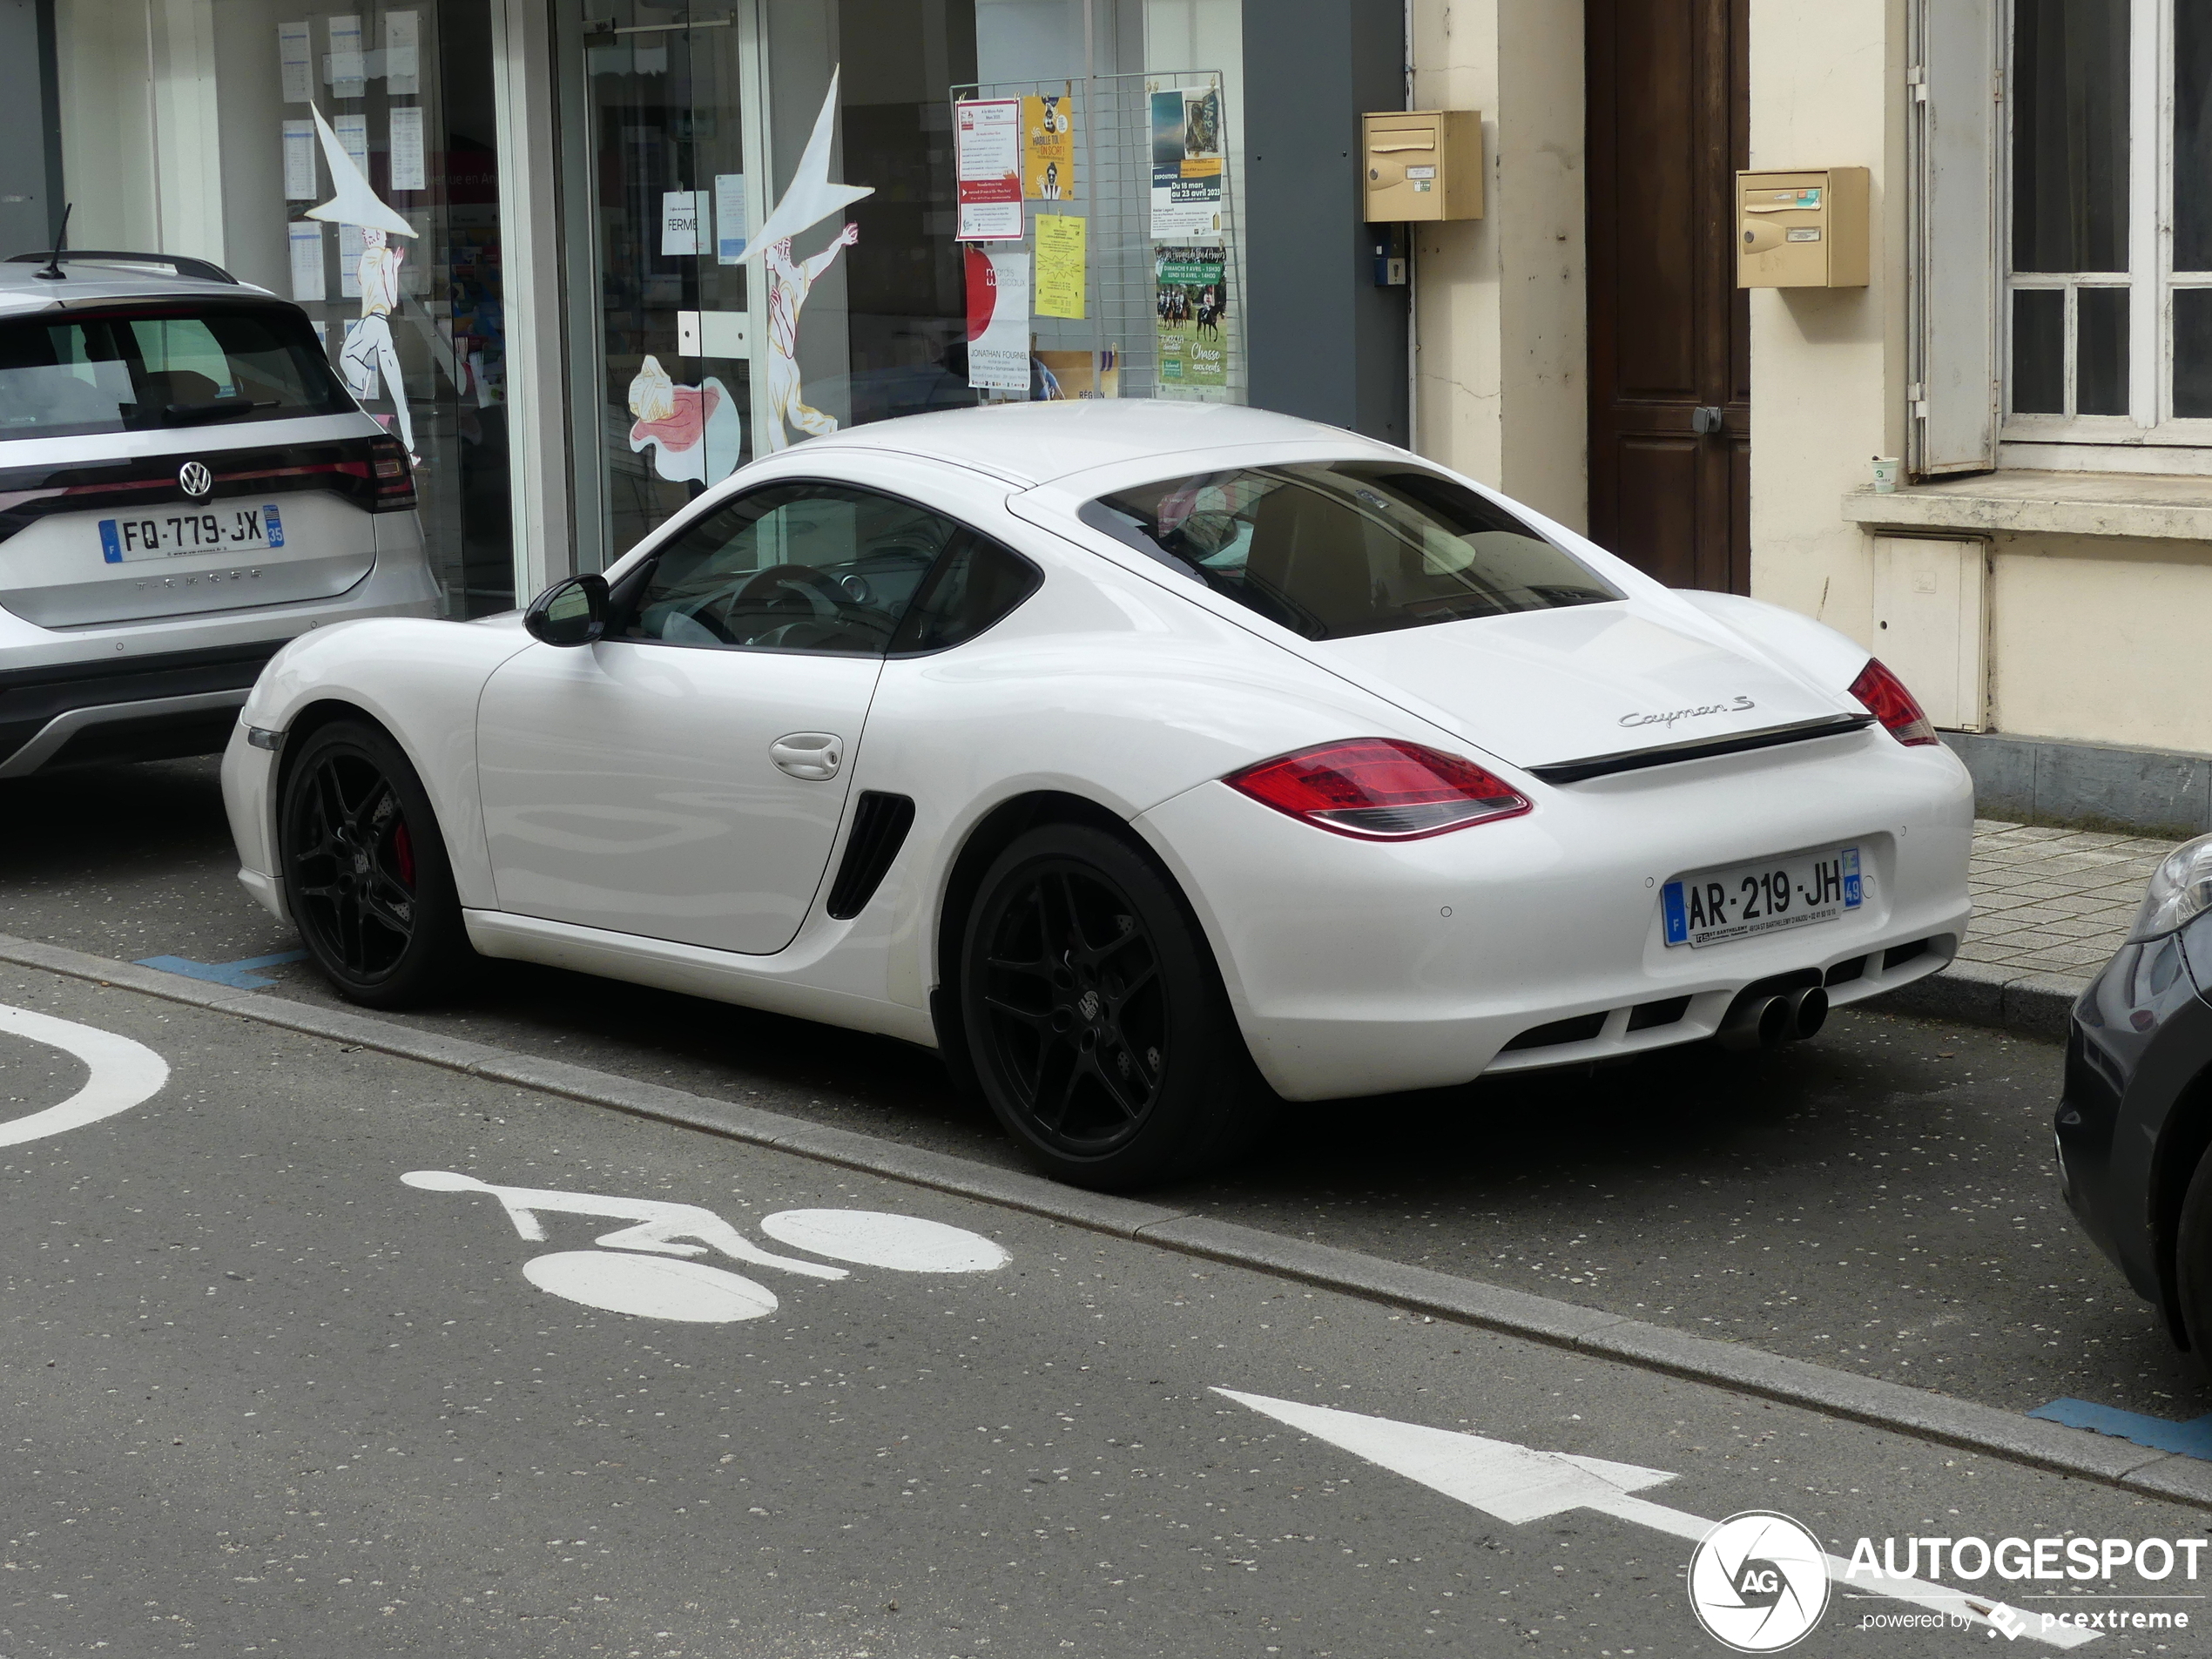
[574,0,764,563]
[52,0,514,615]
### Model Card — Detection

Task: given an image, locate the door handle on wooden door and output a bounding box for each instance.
[769,732,844,780]
[1690,405,1727,436]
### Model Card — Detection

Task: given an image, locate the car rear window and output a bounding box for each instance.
[1079,461,1622,641]
[0,302,351,440]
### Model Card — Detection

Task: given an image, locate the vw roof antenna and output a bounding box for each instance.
[35,204,71,280]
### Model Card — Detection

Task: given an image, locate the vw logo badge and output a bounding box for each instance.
[1687,1511,1831,1652]
[178,461,213,499]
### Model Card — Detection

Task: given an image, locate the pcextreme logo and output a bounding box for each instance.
[1688,1511,1831,1652]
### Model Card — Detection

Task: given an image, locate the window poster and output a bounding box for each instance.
[383,10,420,95]
[338,222,366,299]
[1034,213,1086,319]
[288,220,326,302]
[1022,86,1075,201]
[1149,78,1224,239]
[965,244,1031,391]
[714,173,748,262]
[954,98,1023,240]
[388,105,426,192]
[327,14,366,98]
[282,119,317,199]
[661,190,706,256]
[334,112,371,181]
[278,21,313,104]
[1155,244,1227,388]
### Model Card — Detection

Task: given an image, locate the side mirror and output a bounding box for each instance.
[524,573,609,646]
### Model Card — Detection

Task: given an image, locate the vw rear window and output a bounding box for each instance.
[0,302,351,440]
[1080,461,1621,641]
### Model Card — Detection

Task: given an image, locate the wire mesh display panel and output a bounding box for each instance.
[950,68,1244,406]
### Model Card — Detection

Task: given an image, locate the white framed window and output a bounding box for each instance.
[2002,0,2212,445]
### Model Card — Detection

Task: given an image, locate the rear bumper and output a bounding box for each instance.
[0,640,283,774]
[1135,728,1976,1101]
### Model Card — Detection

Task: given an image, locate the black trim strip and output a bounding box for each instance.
[1527,713,1877,785]
[826,792,917,921]
[0,438,392,545]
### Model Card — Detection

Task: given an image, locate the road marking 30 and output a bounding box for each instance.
[0,1003,169,1149]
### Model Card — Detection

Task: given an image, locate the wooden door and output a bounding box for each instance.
[1586,0,1750,592]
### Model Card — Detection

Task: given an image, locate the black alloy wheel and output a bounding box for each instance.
[279,719,469,1008]
[961,823,1268,1189]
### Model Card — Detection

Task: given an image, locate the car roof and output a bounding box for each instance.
[800,398,1401,488]
[0,260,279,314]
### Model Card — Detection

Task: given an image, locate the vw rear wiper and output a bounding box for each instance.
[163,397,277,425]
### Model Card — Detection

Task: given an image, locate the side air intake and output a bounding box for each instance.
[825,792,916,921]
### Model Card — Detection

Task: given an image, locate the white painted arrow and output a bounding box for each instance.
[1216,1389,2096,1649]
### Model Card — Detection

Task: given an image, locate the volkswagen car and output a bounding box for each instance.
[222,400,1973,1188]
[0,250,435,781]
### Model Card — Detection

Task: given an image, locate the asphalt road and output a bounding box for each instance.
[3,965,2207,1658]
[0,757,2202,1430]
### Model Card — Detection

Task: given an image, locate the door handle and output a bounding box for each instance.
[770,732,844,781]
[1691,405,1727,436]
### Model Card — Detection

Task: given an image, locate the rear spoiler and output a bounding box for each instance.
[6,251,239,285]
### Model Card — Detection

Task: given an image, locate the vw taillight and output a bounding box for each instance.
[1225,738,1531,840]
[1848,658,1938,746]
[367,435,416,513]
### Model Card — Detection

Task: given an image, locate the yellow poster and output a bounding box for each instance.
[1035,214,1087,319]
[1022,88,1076,200]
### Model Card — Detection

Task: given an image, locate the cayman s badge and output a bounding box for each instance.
[1618,695,1757,731]
[178,461,213,500]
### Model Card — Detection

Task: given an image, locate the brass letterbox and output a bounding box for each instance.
[1363,110,1483,222]
[1736,167,1869,288]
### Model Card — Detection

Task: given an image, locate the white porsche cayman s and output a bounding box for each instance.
[222,401,1973,1188]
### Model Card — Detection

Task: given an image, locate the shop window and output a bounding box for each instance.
[51,0,512,613]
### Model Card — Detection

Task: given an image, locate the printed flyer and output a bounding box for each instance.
[965,244,1032,392]
[954,98,1024,240]
[1034,214,1086,319]
[1154,244,1227,388]
[1022,86,1076,200]
[1149,78,1224,238]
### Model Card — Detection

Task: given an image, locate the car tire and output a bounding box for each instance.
[958,822,1270,1190]
[2175,1143,2212,1374]
[278,718,471,1009]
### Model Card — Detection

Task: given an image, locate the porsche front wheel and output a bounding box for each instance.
[959,823,1267,1190]
[279,718,470,1008]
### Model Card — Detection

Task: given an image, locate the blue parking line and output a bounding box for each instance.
[134,951,309,991]
[2028,1397,2212,1460]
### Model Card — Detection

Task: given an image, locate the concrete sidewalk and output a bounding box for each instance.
[1889,819,2187,1039]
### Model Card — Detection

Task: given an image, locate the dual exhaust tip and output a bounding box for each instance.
[1716,983,1828,1052]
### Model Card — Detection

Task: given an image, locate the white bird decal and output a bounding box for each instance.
[303,103,418,239]
[739,67,873,260]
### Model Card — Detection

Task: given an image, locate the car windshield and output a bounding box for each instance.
[0,302,351,440]
[1080,461,1621,641]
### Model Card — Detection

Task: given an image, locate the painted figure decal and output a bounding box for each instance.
[626,353,741,484]
[338,227,417,462]
[760,222,860,451]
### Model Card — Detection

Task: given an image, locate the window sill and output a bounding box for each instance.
[1841,469,2212,541]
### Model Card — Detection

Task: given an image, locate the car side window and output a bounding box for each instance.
[887,535,1042,655]
[619,482,966,654]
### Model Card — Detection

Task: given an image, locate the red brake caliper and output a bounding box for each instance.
[393,819,416,889]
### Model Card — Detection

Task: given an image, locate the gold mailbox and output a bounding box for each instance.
[1736,167,1869,288]
[1363,110,1483,222]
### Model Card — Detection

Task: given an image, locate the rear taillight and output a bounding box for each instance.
[367,435,416,513]
[1848,658,1937,746]
[1225,738,1531,840]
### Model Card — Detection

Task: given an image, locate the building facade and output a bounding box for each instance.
[1411,0,2212,834]
[17,0,2206,832]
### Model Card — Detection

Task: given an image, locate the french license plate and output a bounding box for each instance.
[1662,846,1863,949]
[99,503,284,563]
